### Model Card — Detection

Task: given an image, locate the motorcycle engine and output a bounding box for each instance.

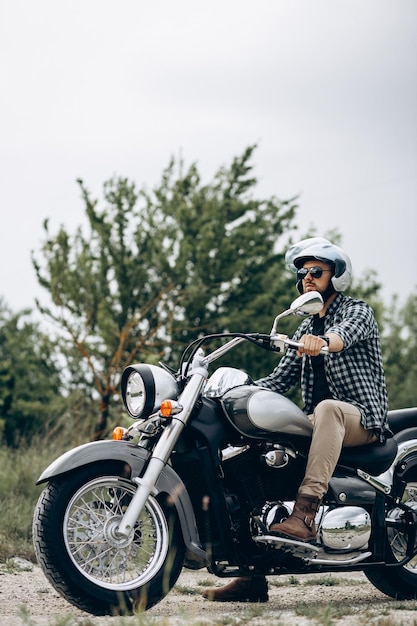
[221,444,371,553]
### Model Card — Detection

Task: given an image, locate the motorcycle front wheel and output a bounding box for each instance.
[33,462,185,615]
[365,476,417,599]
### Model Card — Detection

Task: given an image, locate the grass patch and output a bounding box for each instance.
[287,574,300,585]
[388,600,417,611]
[295,603,350,624]
[270,573,363,589]
[270,575,302,588]
[174,584,203,596]
[303,575,341,587]
[369,617,417,626]
[0,557,33,573]
[18,605,101,626]
[194,577,217,588]
[0,439,67,562]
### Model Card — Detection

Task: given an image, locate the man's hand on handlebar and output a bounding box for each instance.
[296,334,329,358]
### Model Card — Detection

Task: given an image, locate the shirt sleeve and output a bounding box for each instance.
[326,299,378,349]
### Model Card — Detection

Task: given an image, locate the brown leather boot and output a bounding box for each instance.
[201,575,268,602]
[269,494,320,543]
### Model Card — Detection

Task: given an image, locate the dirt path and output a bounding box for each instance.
[2,559,417,625]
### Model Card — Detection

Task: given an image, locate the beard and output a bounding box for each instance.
[316,282,336,303]
[303,281,336,303]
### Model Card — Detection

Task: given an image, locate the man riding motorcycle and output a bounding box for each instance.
[203,237,389,602]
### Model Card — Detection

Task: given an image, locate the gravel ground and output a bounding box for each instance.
[2,558,417,625]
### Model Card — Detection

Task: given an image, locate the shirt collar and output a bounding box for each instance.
[323,292,344,318]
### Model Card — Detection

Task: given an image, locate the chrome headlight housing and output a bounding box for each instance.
[121,364,179,419]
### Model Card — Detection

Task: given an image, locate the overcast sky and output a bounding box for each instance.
[1,1,416,313]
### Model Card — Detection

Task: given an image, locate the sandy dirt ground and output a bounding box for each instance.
[2,558,417,625]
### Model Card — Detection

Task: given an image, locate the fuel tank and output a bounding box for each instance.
[221,384,313,439]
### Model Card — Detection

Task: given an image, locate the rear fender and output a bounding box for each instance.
[391,439,417,496]
[359,439,417,496]
[36,440,208,569]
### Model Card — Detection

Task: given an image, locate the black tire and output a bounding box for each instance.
[365,477,417,600]
[33,462,185,615]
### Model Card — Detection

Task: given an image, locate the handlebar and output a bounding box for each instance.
[287,338,329,354]
[184,292,330,374]
[271,334,329,354]
[192,331,328,373]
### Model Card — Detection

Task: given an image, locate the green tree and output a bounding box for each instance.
[381,291,417,409]
[32,146,299,438]
[346,269,417,410]
[0,300,63,446]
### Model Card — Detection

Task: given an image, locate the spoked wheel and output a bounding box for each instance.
[33,463,184,615]
[365,478,417,599]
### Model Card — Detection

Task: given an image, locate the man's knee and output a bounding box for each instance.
[314,399,343,422]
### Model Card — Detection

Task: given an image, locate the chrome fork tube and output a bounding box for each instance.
[116,369,207,537]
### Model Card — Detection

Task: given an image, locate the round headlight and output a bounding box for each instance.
[121,364,178,419]
[125,371,146,417]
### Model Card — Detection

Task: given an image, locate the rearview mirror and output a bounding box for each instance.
[290,291,324,316]
[270,291,324,334]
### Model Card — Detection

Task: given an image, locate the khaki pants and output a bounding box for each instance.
[299,399,378,499]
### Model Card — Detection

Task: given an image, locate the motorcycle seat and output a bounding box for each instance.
[339,437,398,476]
[388,407,417,435]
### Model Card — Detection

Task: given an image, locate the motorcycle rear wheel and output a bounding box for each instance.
[33,462,185,615]
[365,477,417,599]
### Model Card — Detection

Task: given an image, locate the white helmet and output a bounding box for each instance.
[285,237,353,293]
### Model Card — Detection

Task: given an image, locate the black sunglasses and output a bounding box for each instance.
[297,266,333,280]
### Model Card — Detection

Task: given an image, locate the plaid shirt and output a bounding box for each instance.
[257,293,389,438]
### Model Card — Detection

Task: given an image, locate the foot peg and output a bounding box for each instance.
[254,534,320,559]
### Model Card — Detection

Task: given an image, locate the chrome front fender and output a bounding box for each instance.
[36,440,149,485]
[36,440,208,569]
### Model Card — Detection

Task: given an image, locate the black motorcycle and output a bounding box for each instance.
[33,291,417,615]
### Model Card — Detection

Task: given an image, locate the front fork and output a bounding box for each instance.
[116,368,207,537]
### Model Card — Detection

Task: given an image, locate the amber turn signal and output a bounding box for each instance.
[112,426,127,440]
[159,399,183,418]
[160,400,174,418]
